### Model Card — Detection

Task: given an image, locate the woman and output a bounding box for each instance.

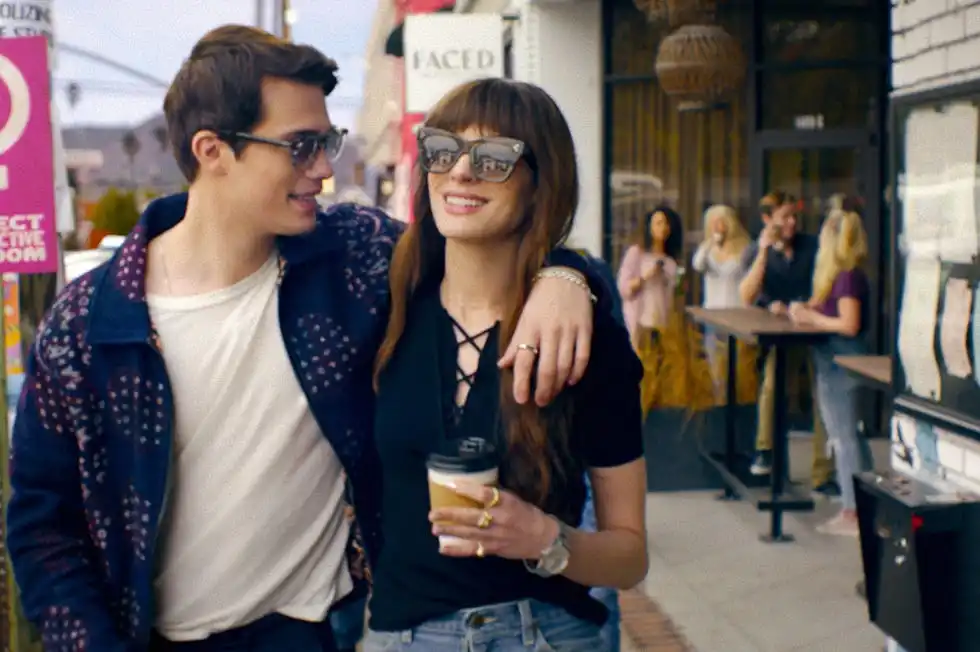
[617,209,714,414]
[692,204,749,309]
[617,207,683,347]
[366,78,648,651]
[691,205,752,399]
[788,208,873,537]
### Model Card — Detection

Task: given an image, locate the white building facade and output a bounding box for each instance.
[507,0,604,256]
[886,1,980,649]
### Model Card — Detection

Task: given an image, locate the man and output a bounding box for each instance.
[575,249,625,651]
[738,191,837,497]
[6,26,601,652]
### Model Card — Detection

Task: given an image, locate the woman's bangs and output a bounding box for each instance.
[426,79,536,144]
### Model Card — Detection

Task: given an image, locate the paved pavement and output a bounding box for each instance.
[621,435,891,652]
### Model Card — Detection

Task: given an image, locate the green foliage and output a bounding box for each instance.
[90,188,141,236]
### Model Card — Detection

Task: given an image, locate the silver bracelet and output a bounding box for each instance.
[534,269,597,304]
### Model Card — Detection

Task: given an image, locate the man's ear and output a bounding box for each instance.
[191,130,231,177]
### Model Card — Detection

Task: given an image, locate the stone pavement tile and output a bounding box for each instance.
[718,567,872,651]
[671,608,762,652]
[644,495,761,567]
[636,487,883,651]
[788,622,887,652]
[664,539,843,605]
[642,564,704,616]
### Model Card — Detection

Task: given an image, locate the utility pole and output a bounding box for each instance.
[282,0,293,41]
[255,0,265,29]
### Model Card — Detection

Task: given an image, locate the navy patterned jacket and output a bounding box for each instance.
[7,192,403,652]
[6,193,600,652]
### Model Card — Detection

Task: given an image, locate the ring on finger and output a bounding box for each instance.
[476,542,486,558]
[487,487,501,509]
[477,510,493,529]
[517,343,540,356]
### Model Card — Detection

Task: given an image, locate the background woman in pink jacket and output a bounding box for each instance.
[617,207,683,349]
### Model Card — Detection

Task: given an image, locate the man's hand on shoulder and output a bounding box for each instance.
[500,268,594,407]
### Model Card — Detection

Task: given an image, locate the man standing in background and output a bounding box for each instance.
[738,192,837,498]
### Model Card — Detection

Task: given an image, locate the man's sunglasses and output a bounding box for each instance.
[417,127,530,183]
[230,126,348,168]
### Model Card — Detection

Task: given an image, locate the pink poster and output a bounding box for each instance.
[0,36,57,274]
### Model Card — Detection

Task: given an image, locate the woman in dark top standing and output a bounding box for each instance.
[367,78,648,651]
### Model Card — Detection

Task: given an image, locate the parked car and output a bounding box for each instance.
[64,235,122,281]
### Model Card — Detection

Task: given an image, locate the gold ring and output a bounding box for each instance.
[517,343,539,356]
[476,542,486,558]
[487,487,501,509]
[477,511,493,529]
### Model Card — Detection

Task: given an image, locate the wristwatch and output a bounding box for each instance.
[524,518,572,578]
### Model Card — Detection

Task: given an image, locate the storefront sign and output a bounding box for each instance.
[0,36,57,273]
[0,2,52,40]
[403,13,503,113]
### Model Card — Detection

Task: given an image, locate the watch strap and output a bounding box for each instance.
[523,519,571,577]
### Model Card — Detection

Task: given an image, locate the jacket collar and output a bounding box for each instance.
[87,192,345,345]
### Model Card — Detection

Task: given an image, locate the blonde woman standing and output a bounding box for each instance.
[692,205,752,400]
[788,208,872,537]
[692,204,750,309]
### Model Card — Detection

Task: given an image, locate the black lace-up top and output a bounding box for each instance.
[369,286,644,632]
[442,313,495,430]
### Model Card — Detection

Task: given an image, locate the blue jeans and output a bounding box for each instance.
[812,351,873,510]
[149,613,336,651]
[364,599,603,652]
[582,476,621,651]
[330,594,367,649]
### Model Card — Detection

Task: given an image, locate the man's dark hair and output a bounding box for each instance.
[759,190,795,217]
[163,25,340,181]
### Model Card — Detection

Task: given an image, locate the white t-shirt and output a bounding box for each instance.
[148,254,352,641]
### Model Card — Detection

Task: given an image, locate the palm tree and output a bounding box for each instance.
[153,126,168,151]
[121,131,141,187]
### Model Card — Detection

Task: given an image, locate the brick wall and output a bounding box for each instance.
[892,0,980,95]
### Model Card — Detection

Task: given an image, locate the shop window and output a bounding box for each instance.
[606,0,663,77]
[605,0,752,275]
[761,15,880,63]
[606,81,750,277]
[758,65,879,130]
[606,0,750,78]
[761,0,873,8]
[891,89,980,426]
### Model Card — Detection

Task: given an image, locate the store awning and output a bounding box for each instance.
[384,3,455,58]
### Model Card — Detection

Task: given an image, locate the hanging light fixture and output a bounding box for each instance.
[655,24,746,112]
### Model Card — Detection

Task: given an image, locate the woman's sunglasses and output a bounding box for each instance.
[230,126,348,168]
[417,127,529,183]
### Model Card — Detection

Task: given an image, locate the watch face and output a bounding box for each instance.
[540,541,571,576]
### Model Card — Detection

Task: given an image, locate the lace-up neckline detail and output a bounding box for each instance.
[444,312,495,427]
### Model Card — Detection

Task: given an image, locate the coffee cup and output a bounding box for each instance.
[427,437,499,546]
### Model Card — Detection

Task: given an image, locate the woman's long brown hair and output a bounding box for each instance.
[373,78,582,521]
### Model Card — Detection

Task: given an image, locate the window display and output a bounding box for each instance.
[893,86,980,432]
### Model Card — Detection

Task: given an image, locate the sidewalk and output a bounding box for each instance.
[620,436,890,652]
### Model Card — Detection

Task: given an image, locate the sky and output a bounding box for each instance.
[52,0,378,131]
